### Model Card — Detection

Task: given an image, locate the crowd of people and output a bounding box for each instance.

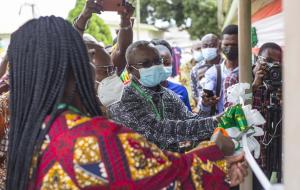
[0,0,283,189]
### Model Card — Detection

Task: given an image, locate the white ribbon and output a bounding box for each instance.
[225,83,266,157]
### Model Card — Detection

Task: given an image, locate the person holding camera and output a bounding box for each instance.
[74,0,134,75]
[222,42,283,188]
[74,0,134,110]
[223,42,282,109]
[252,42,282,95]
[252,43,283,178]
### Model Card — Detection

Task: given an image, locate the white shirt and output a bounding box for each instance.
[199,60,239,114]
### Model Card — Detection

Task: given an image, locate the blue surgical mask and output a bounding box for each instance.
[193,50,203,62]
[202,48,218,61]
[136,65,166,87]
[162,66,172,80]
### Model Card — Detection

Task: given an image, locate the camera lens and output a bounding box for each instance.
[271,70,280,80]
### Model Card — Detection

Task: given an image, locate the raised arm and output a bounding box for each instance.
[73,0,104,36]
[111,3,134,75]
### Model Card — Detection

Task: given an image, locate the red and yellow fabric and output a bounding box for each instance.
[252,0,282,23]
[120,69,131,85]
[30,111,230,190]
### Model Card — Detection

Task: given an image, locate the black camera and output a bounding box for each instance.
[264,63,282,87]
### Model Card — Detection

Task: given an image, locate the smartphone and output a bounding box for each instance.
[102,0,126,12]
[203,89,214,97]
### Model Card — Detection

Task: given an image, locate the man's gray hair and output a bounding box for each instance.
[125,40,153,65]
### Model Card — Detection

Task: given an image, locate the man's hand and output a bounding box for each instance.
[202,93,219,107]
[211,131,234,156]
[226,153,248,187]
[82,0,104,18]
[252,62,266,91]
[119,2,135,27]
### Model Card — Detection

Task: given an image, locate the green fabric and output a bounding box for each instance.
[251,27,258,48]
[130,81,164,121]
[217,104,248,132]
[57,103,84,115]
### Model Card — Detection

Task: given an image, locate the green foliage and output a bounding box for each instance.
[183,0,220,39]
[131,0,220,40]
[67,0,113,45]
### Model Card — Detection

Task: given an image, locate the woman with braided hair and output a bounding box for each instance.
[6,16,247,190]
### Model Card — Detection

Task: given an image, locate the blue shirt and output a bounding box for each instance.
[166,80,192,111]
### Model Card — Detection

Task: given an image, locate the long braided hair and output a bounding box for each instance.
[6,16,102,190]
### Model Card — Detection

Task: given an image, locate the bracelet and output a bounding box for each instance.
[119,25,132,30]
[73,16,89,32]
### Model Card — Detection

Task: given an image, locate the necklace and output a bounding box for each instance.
[57,103,84,115]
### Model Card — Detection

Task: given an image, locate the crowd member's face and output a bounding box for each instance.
[127,45,162,79]
[222,34,238,49]
[259,48,282,65]
[201,37,219,50]
[222,34,238,61]
[156,46,173,67]
[86,43,114,82]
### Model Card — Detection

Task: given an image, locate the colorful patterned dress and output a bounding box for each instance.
[30,110,230,190]
[0,74,9,189]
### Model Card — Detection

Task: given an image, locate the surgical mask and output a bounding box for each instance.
[222,46,238,61]
[162,66,172,80]
[193,50,203,62]
[136,65,166,87]
[202,48,218,61]
[96,73,124,107]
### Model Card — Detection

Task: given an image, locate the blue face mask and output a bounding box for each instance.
[202,48,218,61]
[193,50,203,62]
[162,66,172,80]
[137,65,166,87]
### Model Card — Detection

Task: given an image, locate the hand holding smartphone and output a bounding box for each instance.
[203,89,214,97]
[102,0,126,12]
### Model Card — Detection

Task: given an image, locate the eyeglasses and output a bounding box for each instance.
[132,58,163,68]
[258,56,281,65]
[94,65,117,76]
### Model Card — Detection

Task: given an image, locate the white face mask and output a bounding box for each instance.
[202,48,218,61]
[193,50,203,62]
[96,73,124,107]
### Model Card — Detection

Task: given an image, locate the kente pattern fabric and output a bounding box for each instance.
[30,111,229,190]
[0,74,9,189]
[108,80,216,152]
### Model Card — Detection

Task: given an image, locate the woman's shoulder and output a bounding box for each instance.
[34,112,134,189]
[46,111,132,138]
